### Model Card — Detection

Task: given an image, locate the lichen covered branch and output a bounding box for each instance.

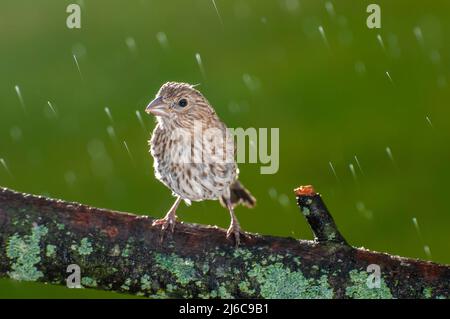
[0,186,449,298]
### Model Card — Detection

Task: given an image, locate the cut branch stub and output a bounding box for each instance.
[295,185,348,246]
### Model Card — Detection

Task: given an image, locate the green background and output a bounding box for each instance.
[1,0,449,298]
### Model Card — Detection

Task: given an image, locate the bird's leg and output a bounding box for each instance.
[152,196,182,233]
[226,203,244,247]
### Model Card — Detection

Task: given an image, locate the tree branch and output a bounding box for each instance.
[0,186,448,299]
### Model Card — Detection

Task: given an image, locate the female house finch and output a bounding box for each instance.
[145,82,255,246]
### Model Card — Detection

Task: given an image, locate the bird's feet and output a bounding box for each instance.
[152,211,177,234]
[226,220,247,247]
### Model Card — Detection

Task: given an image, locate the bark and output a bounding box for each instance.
[0,185,448,299]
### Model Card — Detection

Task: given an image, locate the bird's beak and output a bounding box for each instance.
[145,96,168,116]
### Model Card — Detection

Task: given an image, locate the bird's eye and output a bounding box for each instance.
[178,99,188,107]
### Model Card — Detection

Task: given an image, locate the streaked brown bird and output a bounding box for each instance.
[145,82,256,246]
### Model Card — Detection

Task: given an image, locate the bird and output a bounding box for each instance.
[145,82,256,246]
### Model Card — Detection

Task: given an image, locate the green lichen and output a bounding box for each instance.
[122,243,132,257]
[166,283,176,292]
[81,277,98,287]
[6,225,48,281]
[218,285,233,298]
[110,244,121,256]
[233,248,253,260]
[238,280,255,295]
[423,287,432,299]
[78,238,93,256]
[56,223,65,230]
[121,278,132,290]
[302,207,311,216]
[150,289,169,299]
[141,274,151,290]
[202,263,210,274]
[323,224,337,241]
[46,244,56,258]
[199,289,218,299]
[345,270,393,299]
[215,266,227,278]
[154,253,197,285]
[248,262,333,299]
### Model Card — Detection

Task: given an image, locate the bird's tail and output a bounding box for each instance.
[220,180,256,209]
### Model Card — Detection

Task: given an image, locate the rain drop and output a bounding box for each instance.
[318,25,329,49]
[385,71,394,85]
[73,54,83,80]
[156,32,169,50]
[425,115,433,128]
[195,53,206,79]
[136,110,146,132]
[377,34,385,52]
[10,126,22,141]
[210,0,224,26]
[328,161,340,183]
[125,37,137,54]
[104,107,113,124]
[14,85,26,111]
[123,141,135,166]
[0,158,13,179]
[325,1,335,18]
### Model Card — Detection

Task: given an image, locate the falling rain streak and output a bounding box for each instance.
[413,27,424,47]
[195,53,206,79]
[47,101,58,117]
[325,2,335,18]
[354,155,364,175]
[423,245,432,259]
[425,115,433,128]
[0,158,13,179]
[412,217,421,237]
[123,141,135,166]
[210,0,224,26]
[73,54,83,80]
[125,37,137,54]
[242,73,260,92]
[349,163,358,183]
[14,85,25,111]
[354,61,366,76]
[104,107,114,124]
[318,26,329,49]
[328,161,340,183]
[156,32,169,50]
[377,34,385,52]
[107,126,118,144]
[412,217,432,259]
[385,71,394,85]
[136,110,146,132]
[385,146,396,166]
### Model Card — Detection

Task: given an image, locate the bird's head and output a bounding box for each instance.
[145,82,215,126]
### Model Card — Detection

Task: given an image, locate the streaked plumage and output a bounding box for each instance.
[145,82,255,246]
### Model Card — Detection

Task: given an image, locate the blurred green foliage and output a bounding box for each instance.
[1,0,449,298]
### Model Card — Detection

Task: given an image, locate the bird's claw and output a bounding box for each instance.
[226,223,247,247]
[152,213,177,242]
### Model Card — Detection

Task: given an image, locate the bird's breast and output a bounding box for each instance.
[149,125,237,201]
